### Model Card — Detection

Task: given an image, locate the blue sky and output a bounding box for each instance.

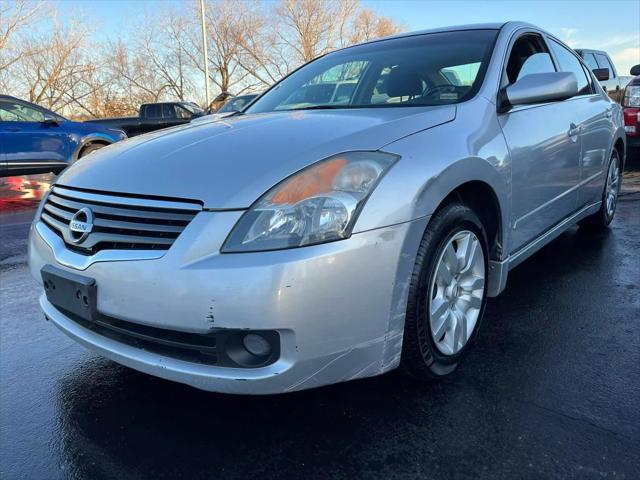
[59,0,640,74]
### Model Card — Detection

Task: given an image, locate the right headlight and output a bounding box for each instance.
[222,151,398,253]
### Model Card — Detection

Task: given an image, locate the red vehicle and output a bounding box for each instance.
[622,65,640,160]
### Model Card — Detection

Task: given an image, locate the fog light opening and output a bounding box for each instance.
[242,333,272,357]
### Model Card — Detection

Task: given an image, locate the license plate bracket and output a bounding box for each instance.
[41,264,97,321]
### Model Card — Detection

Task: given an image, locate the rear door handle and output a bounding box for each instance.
[2,126,21,132]
[568,123,580,137]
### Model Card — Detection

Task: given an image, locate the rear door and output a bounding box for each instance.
[498,32,582,254]
[547,41,614,207]
[0,100,69,175]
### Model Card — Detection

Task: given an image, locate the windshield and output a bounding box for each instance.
[181,103,204,114]
[246,30,497,114]
[219,95,258,113]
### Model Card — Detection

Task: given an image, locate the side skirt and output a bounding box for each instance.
[486,201,601,297]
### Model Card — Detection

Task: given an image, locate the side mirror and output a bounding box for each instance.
[500,72,578,112]
[592,68,610,81]
[631,65,640,76]
[42,113,59,126]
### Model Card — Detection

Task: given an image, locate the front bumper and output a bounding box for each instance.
[29,212,426,394]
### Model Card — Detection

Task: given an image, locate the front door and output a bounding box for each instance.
[0,100,69,175]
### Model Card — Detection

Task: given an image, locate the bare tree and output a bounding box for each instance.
[1,0,405,117]
[275,0,357,63]
[349,8,403,44]
[0,0,47,90]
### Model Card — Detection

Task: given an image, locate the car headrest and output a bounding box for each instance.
[386,66,423,98]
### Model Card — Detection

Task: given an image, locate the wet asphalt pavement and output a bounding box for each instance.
[1,174,639,480]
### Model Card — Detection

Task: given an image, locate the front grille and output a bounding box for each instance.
[40,186,201,255]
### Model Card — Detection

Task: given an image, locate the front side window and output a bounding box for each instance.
[548,39,591,95]
[505,34,556,85]
[161,104,177,119]
[0,102,45,122]
[246,30,498,113]
[595,53,616,78]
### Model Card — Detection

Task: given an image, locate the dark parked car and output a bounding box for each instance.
[0,95,126,177]
[86,102,204,137]
[576,49,626,102]
[622,65,640,159]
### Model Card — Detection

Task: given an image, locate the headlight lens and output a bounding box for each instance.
[222,151,398,252]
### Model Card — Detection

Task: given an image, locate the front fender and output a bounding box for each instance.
[354,100,511,261]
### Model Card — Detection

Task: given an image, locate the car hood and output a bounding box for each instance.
[58,107,455,209]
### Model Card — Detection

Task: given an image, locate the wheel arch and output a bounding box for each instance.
[72,135,113,161]
[412,157,510,264]
[613,135,625,171]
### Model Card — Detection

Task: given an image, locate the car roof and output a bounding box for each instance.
[336,21,540,52]
[0,94,24,102]
[575,49,609,56]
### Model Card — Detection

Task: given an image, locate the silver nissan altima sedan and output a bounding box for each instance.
[29,22,625,394]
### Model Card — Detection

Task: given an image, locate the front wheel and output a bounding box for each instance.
[579,150,621,230]
[78,143,106,158]
[401,202,489,380]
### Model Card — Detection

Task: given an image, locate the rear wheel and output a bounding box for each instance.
[401,202,489,379]
[579,150,621,230]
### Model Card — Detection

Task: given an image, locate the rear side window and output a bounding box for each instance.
[595,53,616,78]
[143,104,162,119]
[548,39,591,95]
[506,34,556,84]
[582,52,599,71]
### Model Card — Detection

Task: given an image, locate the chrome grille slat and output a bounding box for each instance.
[40,187,200,255]
[51,186,201,211]
[47,193,195,222]
[92,217,184,234]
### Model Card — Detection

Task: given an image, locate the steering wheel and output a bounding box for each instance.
[424,85,459,98]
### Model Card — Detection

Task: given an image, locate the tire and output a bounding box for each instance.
[79,143,106,158]
[400,202,489,380]
[579,149,621,230]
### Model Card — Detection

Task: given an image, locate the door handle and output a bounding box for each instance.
[2,126,21,132]
[568,123,580,137]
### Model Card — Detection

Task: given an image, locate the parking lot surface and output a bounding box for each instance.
[1,173,639,479]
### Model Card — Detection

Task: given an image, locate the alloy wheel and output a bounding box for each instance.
[605,155,620,218]
[428,230,485,356]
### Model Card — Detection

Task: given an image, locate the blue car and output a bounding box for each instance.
[0,95,126,177]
